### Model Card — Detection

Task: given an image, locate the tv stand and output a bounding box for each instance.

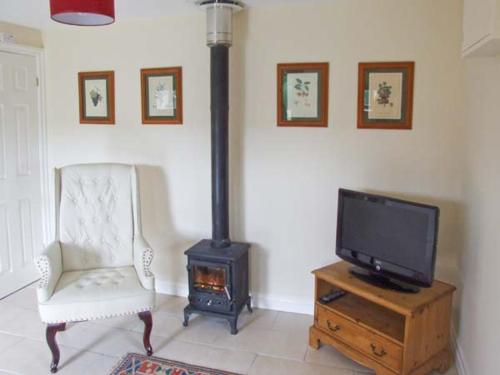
[349,266,420,294]
[310,261,456,375]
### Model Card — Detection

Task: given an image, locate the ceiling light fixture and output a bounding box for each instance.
[50,0,115,26]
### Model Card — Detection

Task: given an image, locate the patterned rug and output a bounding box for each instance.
[110,353,241,375]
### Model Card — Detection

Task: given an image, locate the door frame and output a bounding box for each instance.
[0,43,51,248]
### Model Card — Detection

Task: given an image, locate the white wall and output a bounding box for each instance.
[43,0,464,312]
[0,21,42,47]
[458,57,500,375]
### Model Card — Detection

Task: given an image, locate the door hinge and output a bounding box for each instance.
[35,77,39,87]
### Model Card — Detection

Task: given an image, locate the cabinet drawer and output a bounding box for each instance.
[316,304,402,372]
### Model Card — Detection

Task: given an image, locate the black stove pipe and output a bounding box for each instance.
[210,45,231,249]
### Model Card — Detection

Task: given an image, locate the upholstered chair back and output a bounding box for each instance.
[55,163,141,271]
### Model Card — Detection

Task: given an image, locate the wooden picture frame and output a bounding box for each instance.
[357,62,414,130]
[277,62,329,127]
[141,67,183,125]
[78,71,115,125]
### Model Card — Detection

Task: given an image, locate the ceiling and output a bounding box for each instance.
[0,0,325,29]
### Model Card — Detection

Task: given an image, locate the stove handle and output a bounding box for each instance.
[224,286,231,300]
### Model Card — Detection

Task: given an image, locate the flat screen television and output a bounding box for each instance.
[336,189,439,293]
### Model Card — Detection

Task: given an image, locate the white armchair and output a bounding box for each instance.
[35,163,155,373]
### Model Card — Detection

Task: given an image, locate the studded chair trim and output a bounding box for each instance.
[34,241,63,303]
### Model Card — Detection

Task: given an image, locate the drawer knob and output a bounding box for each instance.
[370,344,387,357]
[327,320,341,332]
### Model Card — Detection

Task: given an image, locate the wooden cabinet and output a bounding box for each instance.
[462,0,500,57]
[309,261,456,375]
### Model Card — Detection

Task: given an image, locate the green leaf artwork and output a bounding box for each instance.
[295,78,311,97]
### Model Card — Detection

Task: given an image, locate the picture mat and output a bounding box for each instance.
[284,71,320,120]
[84,78,108,118]
[147,75,176,118]
[367,72,403,120]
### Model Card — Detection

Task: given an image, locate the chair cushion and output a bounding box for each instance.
[38,267,155,324]
[59,164,135,271]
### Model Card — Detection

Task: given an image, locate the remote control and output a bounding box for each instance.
[319,290,346,304]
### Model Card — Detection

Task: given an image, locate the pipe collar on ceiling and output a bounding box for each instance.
[198,0,244,47]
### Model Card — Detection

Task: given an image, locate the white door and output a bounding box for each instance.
[0,50,44,297]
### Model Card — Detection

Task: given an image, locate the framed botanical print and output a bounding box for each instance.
[141,67,183,125]
[277,62,329,127]
[78,71,115,125]
[357,62,414,130]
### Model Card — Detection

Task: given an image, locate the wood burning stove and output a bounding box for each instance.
[183,0,251,335]
[184,240,251,334]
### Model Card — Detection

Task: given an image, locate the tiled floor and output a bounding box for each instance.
[0,285,459,375]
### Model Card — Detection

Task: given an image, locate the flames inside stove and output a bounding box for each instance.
[193,265,227,294]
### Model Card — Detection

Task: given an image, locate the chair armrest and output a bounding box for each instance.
[134,236,155,290]
[34,241,62,303]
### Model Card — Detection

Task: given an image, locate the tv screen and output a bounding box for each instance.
[336,189,439,287]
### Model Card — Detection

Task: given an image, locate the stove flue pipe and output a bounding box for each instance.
[200,0,243,249]
[210,45,230,249]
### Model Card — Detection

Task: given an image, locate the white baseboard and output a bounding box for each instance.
[156,280,189,297]
[251,293,314,315]
[155,281,314,315]
[452,328,470,375]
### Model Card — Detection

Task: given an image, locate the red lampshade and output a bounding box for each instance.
[50,0,115,26]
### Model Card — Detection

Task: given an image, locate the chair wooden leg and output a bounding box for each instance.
[138,311,153,356]
[46,323,66,373]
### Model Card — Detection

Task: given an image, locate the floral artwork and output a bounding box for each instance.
[79,71,114,124]
[141,67,183,125]
[153,82,174,112]
[367,72,403,120]
[147,76,174,115]
[84,79,107,117]
[376,81,393,107]
[278,63,329,127]
[285,72,319,120]
[295,78,311,98]
[357,62,414,129]
[293,78,312,109]
[89,87,102,107]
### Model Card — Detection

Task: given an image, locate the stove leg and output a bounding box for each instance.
[183,307,191,327]
[229,316,238,335]
[246,297,253,313]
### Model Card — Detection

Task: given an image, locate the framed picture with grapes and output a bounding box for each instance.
[357,62,414,130]
[277,62,329,127]
[78,71,115,125]
[141,67,183,125]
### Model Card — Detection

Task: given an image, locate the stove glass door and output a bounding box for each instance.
[192,263,230,297]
